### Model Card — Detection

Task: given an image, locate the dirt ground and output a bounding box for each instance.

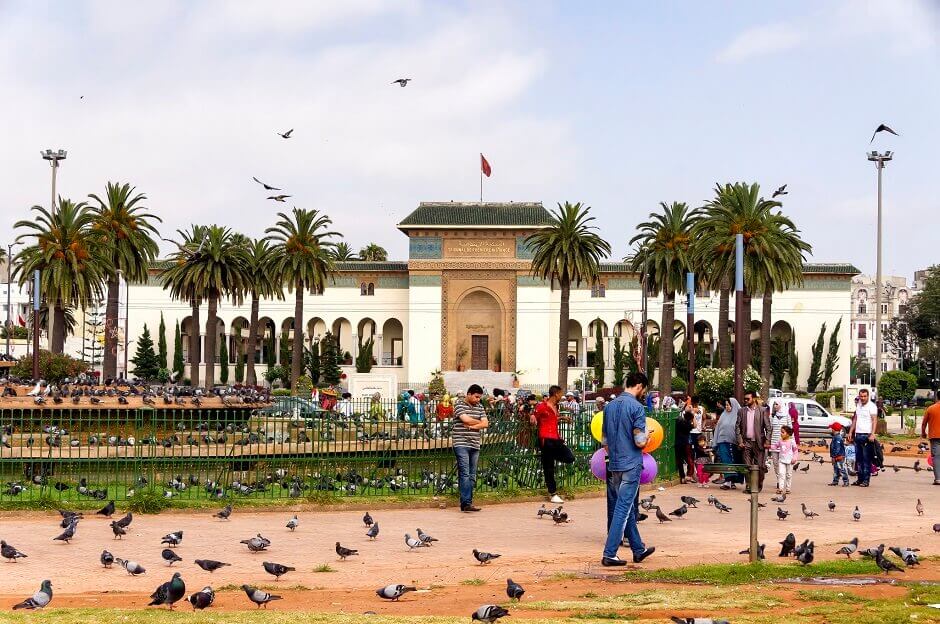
[0,452,936,614]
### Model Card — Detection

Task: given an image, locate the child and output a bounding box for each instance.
[828,422,849,486]
[771,425,798,494]
[693,436,712,488]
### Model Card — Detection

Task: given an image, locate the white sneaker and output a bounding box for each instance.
[550,495,564,504]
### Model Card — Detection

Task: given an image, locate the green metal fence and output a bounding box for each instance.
[0,399,677,504]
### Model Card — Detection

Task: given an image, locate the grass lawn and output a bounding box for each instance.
[622,559,885,585]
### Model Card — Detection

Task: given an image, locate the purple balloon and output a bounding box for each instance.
[590,448,607,481]
[640,453,658,485]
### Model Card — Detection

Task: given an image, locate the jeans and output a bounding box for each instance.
[715,442,743,483]
[603,465,645,559]
[540,438,575,495]
[454,445,479,507]
[831,459,849,484]
[931,439,940,482]
[854,434,871,483]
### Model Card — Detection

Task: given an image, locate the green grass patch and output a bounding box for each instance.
[460,578,486,586]
[312,564,336,573]
[795,589,870,604]
[515,587,784,613]
[625,559,882,585]
[550,572,581,581]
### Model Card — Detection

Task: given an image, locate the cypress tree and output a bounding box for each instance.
[320,330,341,385]
[806,323,826,393]
[219,339,229,385]
[131,324,161,381]
[172,320,185,380]
[593,323,605,387]
[158,312,168,369]
[822,317,842,390]
[234,337,244,383]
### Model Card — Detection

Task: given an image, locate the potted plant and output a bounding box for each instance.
[456,341,468,371]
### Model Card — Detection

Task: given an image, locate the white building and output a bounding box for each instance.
[850,274,919,376]
[56,202,858,390]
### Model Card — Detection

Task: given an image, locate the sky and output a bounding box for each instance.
[0,0,937,280]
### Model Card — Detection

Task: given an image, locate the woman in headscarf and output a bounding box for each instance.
[788,401,801,445]
[713,397,742,489]
[768,400,791,484]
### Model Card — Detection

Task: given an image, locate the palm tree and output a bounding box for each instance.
[160,225,208,386]
[14,199,107,353]
[627,202,701,398]
[89,182,162,380]
[331,241,356,261]
[526,202,611,387]
[237,237,283,385]
[359,243,388,261]
[265,208,339,386]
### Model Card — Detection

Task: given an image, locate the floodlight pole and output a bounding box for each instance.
[868,150,892,386]
[733,234,745,402]
[687,272,695,395]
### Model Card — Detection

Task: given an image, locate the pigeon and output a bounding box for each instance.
[110,521,127,539]
[771,493,786,503]
[738,544,766,560]
[714,501,732,513]
[267,195,291,202]
[536,504,554,518]
[115,512,133,528]
[366,523,380,540]
[874,553,904,574]
[472,605,510,624]
[277,129,293,139]
[506,578,525,601]
[117,558,147,575]
[654,506,672,523]
[870,123,899,144]
[263,561,295,581]
[391,78,411,87]
[836,538,859,559]
[670,618,731,624]
[405,533,429,550]
[776,507,790,521]
[669,505,688,519]
[417,528,438,545]
[376,584,416,601]
[195,559,231,572]
[853,506,861,522]
[801,503,819,519]
[796,541,815,565]
[860,544,885,559]
[552,511,570,525]
[793,539,811,559]
[363,512,374,526]
[149,572,186,609]
[336,542,359,560]
[241,535,269,552]
[915,499,923,516]
[54,521,78,543]
[889,546,920,567]
[213,505,232,520]
[12,580,52,610]
[242,584,281,608]
[286,515,299,531]
[828,500,836,512]
[97,500,115,517]
[778,533,796,557]
[473,549,501,564]
[934,523,940,533]
[101,549,114,568]
[189,586,215,610]
[252,177,281,191]
[772,184,788,198]
[799,463,810,473]
[914,460,922,472]
[640,495,656,510]
[162,548,183,565]
[161,530,183,547]
[679,496,699,508]
[1,540,27,562]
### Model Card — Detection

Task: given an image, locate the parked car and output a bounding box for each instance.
[782,398,852,437]
[768,388,783,398]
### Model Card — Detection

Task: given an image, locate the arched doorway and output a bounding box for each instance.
[454,289,503,371]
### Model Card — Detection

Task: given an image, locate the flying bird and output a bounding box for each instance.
[870,123,899,144]
[772,184,788,198]
[267,195,291,202]
[391,78,411,87]
[277,129,293,139]
[252,177,281,191]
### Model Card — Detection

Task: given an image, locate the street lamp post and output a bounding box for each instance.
[40,149,66,350]
[867,150,892,386]
[5,243,12,358]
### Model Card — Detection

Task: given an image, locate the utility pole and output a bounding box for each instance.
[31,270,40,380]
[5,243,12,358]
[687,272,695,394]
[868,149,892,385]
[639,273,648,375]
[734,234,745,402]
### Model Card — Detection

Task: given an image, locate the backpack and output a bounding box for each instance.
[870,438,884,469]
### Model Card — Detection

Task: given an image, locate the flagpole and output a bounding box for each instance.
[479,153,483,202]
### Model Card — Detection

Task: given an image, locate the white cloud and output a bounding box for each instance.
[715,23,806,63]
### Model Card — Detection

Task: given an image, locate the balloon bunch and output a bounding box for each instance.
[589,413,664,483]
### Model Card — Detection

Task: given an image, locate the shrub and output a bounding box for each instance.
[272,388,292,396]
[264,365,287,386]
[293,375,313,397]
[127,488,171,514]
[877,370,918,404]
[671,376,688,392]
[10,350,87,382]
[695,366,761,410]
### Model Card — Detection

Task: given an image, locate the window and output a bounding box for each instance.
[858,345,867,358]
[882,342,889,354]
[857,324,866,339]
[881,304,888,314]
[360,282,375,296]
[806,404,826,419]
[591,283,606,298]
[899,304,908,315]
[881,362,888,372]
[857,303,867,314]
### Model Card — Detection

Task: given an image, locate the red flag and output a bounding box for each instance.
[17,314,26,327]
[480,153,491,177]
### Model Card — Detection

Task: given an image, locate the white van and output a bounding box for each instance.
[777,398,852,437]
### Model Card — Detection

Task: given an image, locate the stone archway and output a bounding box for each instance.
[454,289,503,371]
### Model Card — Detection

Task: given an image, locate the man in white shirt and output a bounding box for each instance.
[847,388,878,487]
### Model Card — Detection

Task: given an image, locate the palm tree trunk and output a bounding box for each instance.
[291,282,304,387]
[204,295,218,387]
[103,274,119,379]
[558,280,570,387]
[660,290,674,397]
[718,278,731,368]
[189,300,201,388]
[246,292,259,386]
[760,289,772,397]
[51,304,66,354]
[742,289,752,368]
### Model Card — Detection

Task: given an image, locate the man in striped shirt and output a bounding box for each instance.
[453,384,489,512]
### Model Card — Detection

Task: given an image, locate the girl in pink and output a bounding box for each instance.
[693,436,712,487]
[772,425,798,494]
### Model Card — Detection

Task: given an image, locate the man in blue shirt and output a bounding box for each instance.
[601,372,655,566]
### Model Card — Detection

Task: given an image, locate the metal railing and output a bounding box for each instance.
[0,399,677,504]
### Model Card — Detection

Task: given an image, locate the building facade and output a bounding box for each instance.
[850,274,919,377]
[55,202,857,391]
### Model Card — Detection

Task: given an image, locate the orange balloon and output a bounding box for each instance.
[644,417,664,453]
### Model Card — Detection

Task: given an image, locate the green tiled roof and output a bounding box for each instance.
[801,263,861,275]
[398,202,553,228]
[334,261,408,272]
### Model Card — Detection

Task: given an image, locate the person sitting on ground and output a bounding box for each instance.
[534,385,575,504]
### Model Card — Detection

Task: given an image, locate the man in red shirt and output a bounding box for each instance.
[533,385,575,503]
